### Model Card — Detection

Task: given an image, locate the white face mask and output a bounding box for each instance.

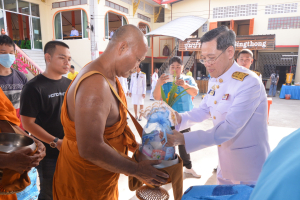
[0,54,16,68]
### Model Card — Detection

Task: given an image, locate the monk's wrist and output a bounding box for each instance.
[0,154,11,168]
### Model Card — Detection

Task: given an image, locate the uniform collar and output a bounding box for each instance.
[213,61,238,84]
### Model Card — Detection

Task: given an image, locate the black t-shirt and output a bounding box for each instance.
[0,68,27,109]
[20,74,71,158]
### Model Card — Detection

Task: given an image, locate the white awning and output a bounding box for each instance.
[145,16,207,41]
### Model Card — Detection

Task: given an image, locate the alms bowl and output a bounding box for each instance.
[0,133,36,154]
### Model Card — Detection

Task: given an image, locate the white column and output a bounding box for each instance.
[89,0,100,61]
[295,44,300,83]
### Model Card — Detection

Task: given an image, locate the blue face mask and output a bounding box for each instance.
[0,54,16,68]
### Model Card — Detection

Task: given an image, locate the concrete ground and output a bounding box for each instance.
[118,90,300,200]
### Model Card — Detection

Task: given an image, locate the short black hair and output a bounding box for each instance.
[169,56,183,65]
[138,63,142,69]
[200,26,236,51]
[72,26,75,28]
[70,65,75,69]
[0,35,15,50]
[44,41,69,55]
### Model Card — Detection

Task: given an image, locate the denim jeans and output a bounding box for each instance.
[36,158,57,200]
[268,83,277,97]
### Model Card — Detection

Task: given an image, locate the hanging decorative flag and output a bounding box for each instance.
[133,0,141,17]
[154,6,162,23]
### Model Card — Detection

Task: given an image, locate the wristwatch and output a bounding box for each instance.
[50,137,59,148]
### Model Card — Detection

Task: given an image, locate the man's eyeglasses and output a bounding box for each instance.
[199,47,228,65]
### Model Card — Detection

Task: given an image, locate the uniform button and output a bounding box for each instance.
[214,100,217,104]
[219,79,223,83]
[216,85,219,89]
[213,116,216,119]
[218,145,221,147]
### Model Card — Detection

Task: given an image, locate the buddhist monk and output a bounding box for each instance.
[53,25,169,200]
[0,88,46,200]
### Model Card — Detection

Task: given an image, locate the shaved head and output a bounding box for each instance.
[104,24,148,78]
[110,24,147,48]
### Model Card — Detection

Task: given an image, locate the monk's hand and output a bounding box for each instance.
[32,139,46,165]
[6,147,40,174]
[126,92,129,96]
[135,160,169,186]
[159,130,185,147]
[175,111,182,124]
[129,93,132,97]
[142,94,146,98]
[56,139,63,151]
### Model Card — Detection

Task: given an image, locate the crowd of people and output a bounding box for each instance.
[0,24,298,200]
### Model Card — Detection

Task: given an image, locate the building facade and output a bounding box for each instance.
[1,0,299,84]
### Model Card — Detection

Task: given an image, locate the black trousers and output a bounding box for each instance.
[179,128,192,169]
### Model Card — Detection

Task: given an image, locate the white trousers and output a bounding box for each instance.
[217,167,257,185]
[132,94,144,105]
[150,82,157,100]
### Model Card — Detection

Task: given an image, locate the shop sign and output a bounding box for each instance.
[179,39,201,51]
[179,35,275,51]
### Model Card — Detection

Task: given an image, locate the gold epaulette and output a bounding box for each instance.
[232,72,249,81]
[141,72,146,74]
[251,70,261,77]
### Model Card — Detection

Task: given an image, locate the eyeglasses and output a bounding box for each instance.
[199,47,228,65]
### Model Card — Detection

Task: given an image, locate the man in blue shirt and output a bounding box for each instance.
[153,56,200,178]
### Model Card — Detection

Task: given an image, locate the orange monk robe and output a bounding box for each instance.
[0,88,20,127]
[53,72,138,200]
[0,88,19,200]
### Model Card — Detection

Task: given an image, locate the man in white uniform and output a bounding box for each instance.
[236,49,262,79]
[117,76,128,96]
[70,26,79,36]
[129,64,146,121]
[150,68,158,100]
[163,26,270,185]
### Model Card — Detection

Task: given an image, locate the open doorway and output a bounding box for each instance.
[6,12,31,49]
[276,66,290,89]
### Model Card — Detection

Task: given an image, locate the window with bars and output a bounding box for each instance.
[138,13,151,22]
[52,0,87,9]
[202,24,208,32]
[120,0,131,5]
[265,3,297,14]
[105,0,128,14]
[268,17,300,30]
[213,3,257,19]
[145,3,153,15]
[134,0,144,10]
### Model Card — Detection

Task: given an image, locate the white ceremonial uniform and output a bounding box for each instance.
[117,76,128,95]
[70,29,79,36]
[251,70,263,80]
[130,71,146,105]
[177,62,270,184]
[150,72,158,100]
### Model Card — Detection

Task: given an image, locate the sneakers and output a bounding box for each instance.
[184,167,201,178]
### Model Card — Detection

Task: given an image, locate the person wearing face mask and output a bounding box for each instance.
[0,35,27,126]
[162,26,270,185]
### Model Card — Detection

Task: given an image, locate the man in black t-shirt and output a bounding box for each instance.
[20,41,71,200]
